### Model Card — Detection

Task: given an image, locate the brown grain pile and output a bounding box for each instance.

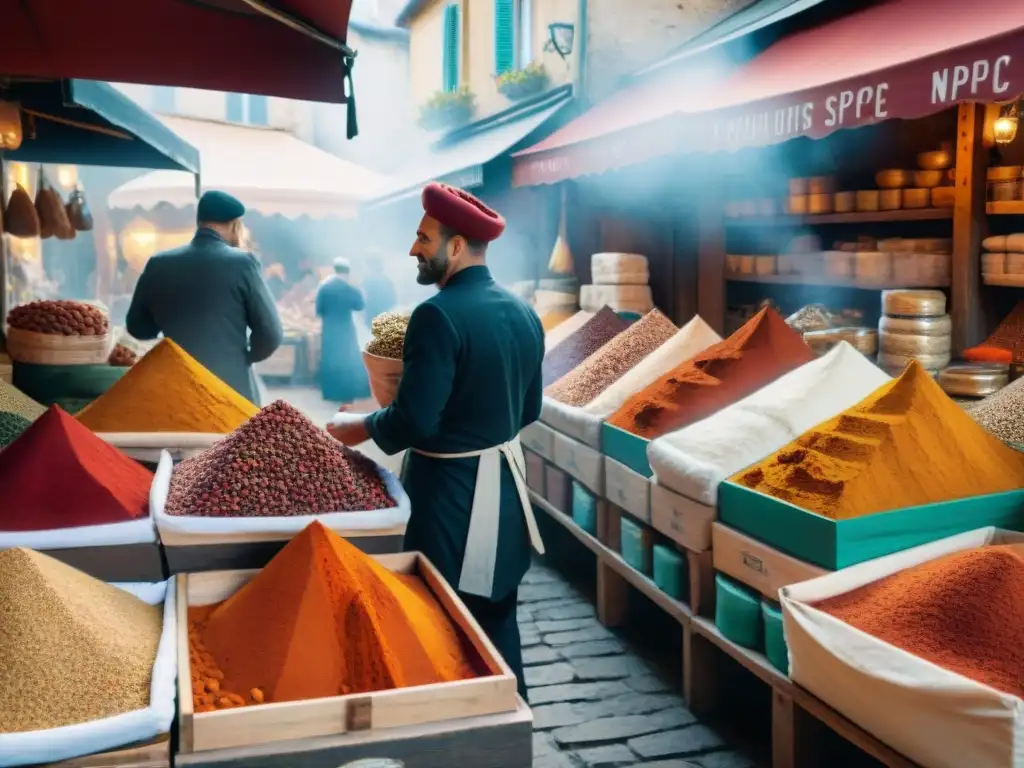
[546,309,678,407]
[7,300,109,336]
[542,306,628,387]
[0,548,162,732]
[165,400,395,517]
[815,544,1024,698]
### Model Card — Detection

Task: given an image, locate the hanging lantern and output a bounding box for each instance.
[0,101,22,151]
[994,101,1020,145]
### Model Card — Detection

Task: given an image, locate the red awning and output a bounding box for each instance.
[513,0,1024,186]
[2,1,354,104]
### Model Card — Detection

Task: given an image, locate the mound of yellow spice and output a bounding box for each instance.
[76,339,257,433]
[733,361,1024,519]
[0,548,162,732]
[187,521,478,711]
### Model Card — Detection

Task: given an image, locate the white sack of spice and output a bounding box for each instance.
[648,342,890,506]
[0,571,177,767]
[542,316,721,448]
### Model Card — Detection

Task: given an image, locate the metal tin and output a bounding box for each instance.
[937,363,1009,397]
[878,314,952,336]
[878,331,952,357]
[881,289,947,318]
[877,350,952,371]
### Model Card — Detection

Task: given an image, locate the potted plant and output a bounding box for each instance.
[497,62,550,101]
[418,87,477,131]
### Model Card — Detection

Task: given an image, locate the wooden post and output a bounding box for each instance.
[696,175,726,335]
[683,624,721,716]
[951,103,988,352]
[596,561,628,628]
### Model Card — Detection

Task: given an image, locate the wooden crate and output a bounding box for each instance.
[8,542,167,582]
[160,526,405,574]
[174,703,531,768]
[712,523,827,600]
[45,737,170,767]
[176,553,521,758]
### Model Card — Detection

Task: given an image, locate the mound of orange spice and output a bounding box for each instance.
[188,521,478,712]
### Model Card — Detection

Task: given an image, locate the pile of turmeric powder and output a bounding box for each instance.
[188,521,478,711]
[733,361,1024,519]
[77,339,257,433]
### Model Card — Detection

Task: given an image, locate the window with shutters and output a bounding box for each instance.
[517,0,533,68]
[441,4,461,93]
[152,86,177,114]
[496,0,533,75]
[225,92,244,123]
[224,93,269,126]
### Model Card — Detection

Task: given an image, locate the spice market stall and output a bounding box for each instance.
[506,1,1024,763]
[174,522,530,768]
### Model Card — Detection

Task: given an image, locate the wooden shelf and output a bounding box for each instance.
[724,209,953,227]
[987,201,1024,215]
[982,274,1024,287]
[530,491,692,625]
[727,273,950,289]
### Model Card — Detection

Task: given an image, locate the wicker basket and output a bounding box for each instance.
[4,327,113,365]
[878,314,952,337]
[880,189,902,210]
[362,350,403,407]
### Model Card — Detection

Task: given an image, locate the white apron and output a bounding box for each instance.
[413,435,545,598]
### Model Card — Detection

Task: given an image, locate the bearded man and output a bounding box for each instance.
[328,183,545,700]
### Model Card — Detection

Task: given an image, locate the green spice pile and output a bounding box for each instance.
[0,548,162,732]
[0,412,31,447]
[0,380,45,421]
[366,311,410,359]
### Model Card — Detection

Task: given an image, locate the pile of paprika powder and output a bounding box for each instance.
[188,522,479,711]
[609,308,814,439]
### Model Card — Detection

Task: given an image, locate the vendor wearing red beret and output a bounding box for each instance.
[328,182,545,699]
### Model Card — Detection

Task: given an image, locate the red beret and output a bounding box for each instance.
[421,182,506,243]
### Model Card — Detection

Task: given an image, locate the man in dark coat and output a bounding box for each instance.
[126,191,283,405]
[327,183,546,700]
[316,257,370,404]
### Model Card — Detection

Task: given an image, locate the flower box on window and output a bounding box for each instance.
[497,63,549,101]
[418,88,477,131]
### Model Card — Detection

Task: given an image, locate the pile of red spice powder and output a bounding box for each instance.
[165,400,395,517]
[964,301,1024,365]
[815,544,1024,698]
[608,308,815,439]
[0,405,152,531]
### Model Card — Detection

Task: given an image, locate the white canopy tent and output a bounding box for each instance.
[108,116,385,220]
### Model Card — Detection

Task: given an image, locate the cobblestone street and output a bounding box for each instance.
[271,385,755,768]
[519,565,754,768]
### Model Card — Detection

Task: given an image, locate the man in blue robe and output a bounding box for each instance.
[328,183,545,700]
[316,257,370,403]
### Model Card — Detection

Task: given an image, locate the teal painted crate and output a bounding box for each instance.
[620,516,653,575]
[571,481,598,535]
[718,481,1024,570]
[762,600,788,675]
[600,422,652,478]
[653,543,686,600]
[715,573,763,650]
